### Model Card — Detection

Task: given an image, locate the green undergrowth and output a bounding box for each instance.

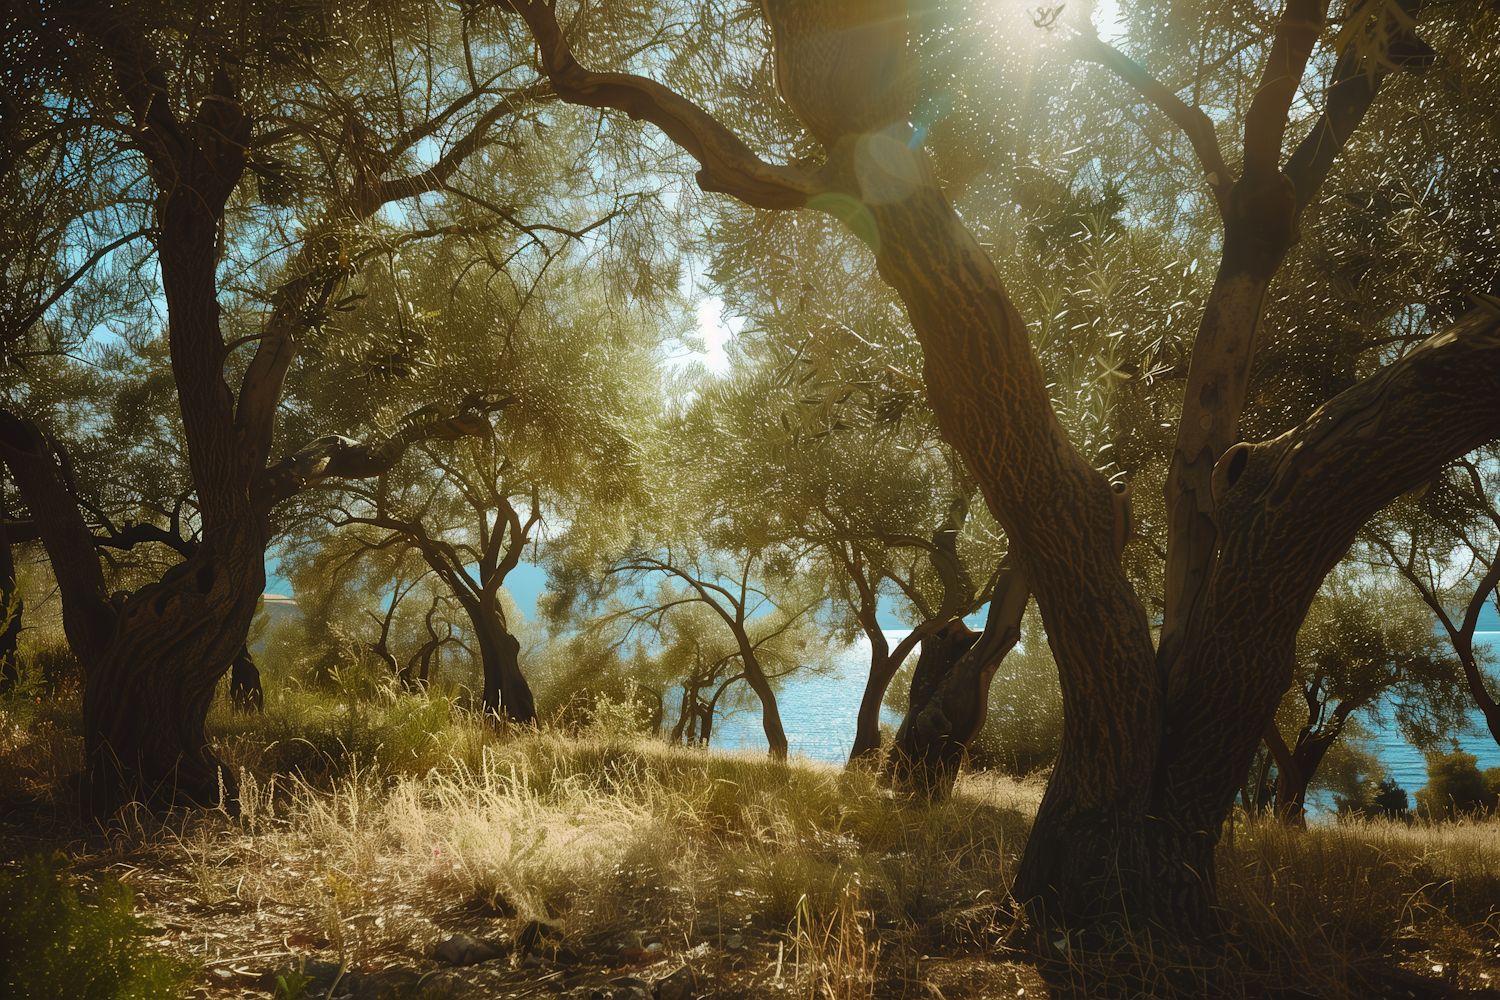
[0,852,196,1000]
[209,679,491,790]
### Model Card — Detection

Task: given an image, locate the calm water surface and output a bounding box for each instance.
[712,630,1500,802]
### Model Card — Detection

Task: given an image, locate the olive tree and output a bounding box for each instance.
[0,0,674,813]
[496,0,1500,953]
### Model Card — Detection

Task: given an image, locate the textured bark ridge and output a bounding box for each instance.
[1147,303,1500,930]
[859,150,1162,930]
[85,532,265,814]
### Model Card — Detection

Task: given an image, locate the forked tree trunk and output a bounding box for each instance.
[669,687,691,743]
[839,538,938,764]
[885,620,979,793]
[1135,310,1500,936]
[671,668,715,745]
[1275,728,1338,822]
[887,564,1033,795]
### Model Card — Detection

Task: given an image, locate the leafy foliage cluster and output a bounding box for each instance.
[1415,750,1500,819]
[0,853,195,1000]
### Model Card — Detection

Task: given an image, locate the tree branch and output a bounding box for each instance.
[1159,299,1500,836]
[1074,31,1232,211]
[1242,0,1328,177]
[0,409,115,666]
[236,81,548,475]
[503,0,816,210]
[4,228,153,342]
[253,395,507,513]
[1281,0,1431,214]
[376,82,557,206]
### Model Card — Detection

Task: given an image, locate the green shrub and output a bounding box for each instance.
[0,852,195,1000]
[1415,751,1499,819]
[1336,777,1410,820]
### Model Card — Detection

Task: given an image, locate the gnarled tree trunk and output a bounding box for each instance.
[83,530,264,813]
[19,10,517,814]
[464,594,536,724]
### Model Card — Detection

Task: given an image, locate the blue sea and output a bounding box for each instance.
[274,560,1500,805]
[711,629,1500,802]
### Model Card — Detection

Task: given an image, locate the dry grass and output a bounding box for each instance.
[2,685,1498,998]
[1217,814,1500,997]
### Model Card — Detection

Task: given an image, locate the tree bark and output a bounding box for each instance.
[460,592,536,723]
[403,600,450,689]
[888,565,1032,797]
[849,498,992,768]
[1261,722,1302,821]
[847,640,917,761]
[854,154,1161,934]
[84,531,264,814]
[229,646,264,713]
[1276,727,1338,823]
[1145,303,1500,935]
